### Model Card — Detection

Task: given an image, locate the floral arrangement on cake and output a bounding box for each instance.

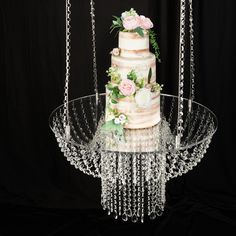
[110,8,161,62]
[102,8,162,140]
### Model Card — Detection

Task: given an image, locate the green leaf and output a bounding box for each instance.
[115,124,124,137]
[127,69,137,82]
[101,120,124,137]
[107,83,114,91]
[112,87,120,96]
[112,20,119,25]
[117,93,126,99]
[148,68,152,84]
[149,29,161,62]
[134,27,144,37]
[111,99,118,104]
[101,120,115,131]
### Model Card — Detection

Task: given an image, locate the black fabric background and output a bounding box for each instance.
[0,0,236,235]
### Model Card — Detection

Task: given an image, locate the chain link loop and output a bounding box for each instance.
[63,0,72,140]
[189,0,195,103]
[90,0,99,105]
[176,0,186,147]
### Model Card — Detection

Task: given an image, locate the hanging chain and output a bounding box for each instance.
[189,0,195,110]
[90,0,99,105]
[63,0,72,140]
[176,0,186,148]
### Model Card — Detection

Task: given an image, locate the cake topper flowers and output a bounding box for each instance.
[111,8,161,62]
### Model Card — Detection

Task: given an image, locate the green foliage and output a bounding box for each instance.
[101,120,124,137]
[151,83,163,92]
[149,30,161,63]
[106,67,121,84]
[110,16,124,33]
[127,70,137,82]
[134,27,144,37]
[136,78,145,89]
[148,68,152,84]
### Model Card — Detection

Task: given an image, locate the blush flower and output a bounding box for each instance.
[123,16,140,30]
[111,48,120,56]
[118,79,136,96]
[139,15,153,30]
[135,88,152,108]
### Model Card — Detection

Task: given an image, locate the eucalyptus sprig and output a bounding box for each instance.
[110,16,124,33]
[149,29,161,63]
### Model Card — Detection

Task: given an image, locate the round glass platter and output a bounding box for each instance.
[49,93,217,180]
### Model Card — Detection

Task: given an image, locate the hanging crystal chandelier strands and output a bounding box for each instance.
[49,0,217,223]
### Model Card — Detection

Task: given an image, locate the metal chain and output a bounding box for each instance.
[189,0,195,108]
[176,0,186,148]
[90,0,99,105]
[63,0,72,140]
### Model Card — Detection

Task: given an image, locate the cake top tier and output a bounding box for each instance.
[111,8,161,62]
[119,31,149,51]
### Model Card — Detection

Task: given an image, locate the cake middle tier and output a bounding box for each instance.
[106,90,161,129]
[111,53,156,84]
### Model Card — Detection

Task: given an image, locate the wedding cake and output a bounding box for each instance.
[102,9,162,149]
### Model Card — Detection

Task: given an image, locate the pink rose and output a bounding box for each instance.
[123,16,140,30]
[139,15,153,29]
[111,48,120,56]
[118,79,136,96]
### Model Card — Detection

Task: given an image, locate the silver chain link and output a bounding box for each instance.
[63,0,72,140]
[189,0,195,103]
[90,0,99,105]
[176,0,196,147]
[176,0,186,147]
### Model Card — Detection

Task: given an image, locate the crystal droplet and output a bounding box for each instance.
[141,217,144,223]
[122,213,128,222]
[150,212,156,220]
[156,209,163,216]
[113,212,118,219]
[127,209,132,217]
[131,214,138,223]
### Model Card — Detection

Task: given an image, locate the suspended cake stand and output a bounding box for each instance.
[49,0,217,223]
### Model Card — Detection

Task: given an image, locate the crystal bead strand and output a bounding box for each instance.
[176,0,186,148]
[110,155,115,215]
[113,178,118,219]
[101,154,107,210]
[122,155,128,221]
[106,153,112,215]
[127,157,132,218]
[189,0,195,111]
[160,154,166,214]
[140,154,145,223]
[147,178,151,216]
[90,0,99,106]
[136,154,141,220]
[118,154,123,216]
[63,0,72,140]
[131,154,138,223]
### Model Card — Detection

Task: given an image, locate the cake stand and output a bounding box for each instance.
[49,0,218,223]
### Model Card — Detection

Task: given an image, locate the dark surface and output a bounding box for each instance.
[1,0,236,235]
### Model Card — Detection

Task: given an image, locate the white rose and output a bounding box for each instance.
[118,114,127,124]
[114,118,121,125]
[135,88,152,108]
[121,8,138,19]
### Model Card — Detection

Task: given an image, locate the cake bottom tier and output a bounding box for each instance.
[105,123,160,153]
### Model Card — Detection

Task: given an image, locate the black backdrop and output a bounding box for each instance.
[1,0,236,235]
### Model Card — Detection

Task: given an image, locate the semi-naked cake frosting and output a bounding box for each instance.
[110,31,160,129]
[102,8,162,150]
